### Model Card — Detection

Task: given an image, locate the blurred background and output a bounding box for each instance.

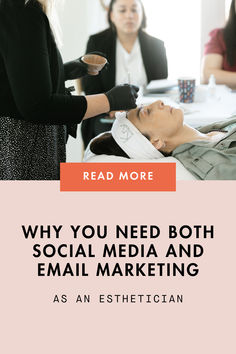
[55,0,231,161]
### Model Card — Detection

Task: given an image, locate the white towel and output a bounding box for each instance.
[111,112,164,159]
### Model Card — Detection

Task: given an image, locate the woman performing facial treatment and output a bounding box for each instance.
[88,100,236,180]
[0,0,139,180]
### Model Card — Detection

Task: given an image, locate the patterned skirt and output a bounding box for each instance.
[0,116,67,180]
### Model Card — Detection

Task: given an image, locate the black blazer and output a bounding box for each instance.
[81,28,168,147]
[82,28,168,94]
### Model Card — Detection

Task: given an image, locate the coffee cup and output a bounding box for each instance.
[178,77,196,103]
[81,54,107,76]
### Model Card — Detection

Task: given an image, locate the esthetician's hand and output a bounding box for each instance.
[64,58,88,80]
[105,84,139,111]
[64,52,109,80]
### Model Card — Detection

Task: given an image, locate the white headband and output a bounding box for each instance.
[111,112,164,159]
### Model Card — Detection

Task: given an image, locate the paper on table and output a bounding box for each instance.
[146,79,177,93]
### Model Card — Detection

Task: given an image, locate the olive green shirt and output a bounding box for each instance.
[172,117,236,180]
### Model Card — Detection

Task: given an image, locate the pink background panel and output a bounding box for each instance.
[0,181,235,354]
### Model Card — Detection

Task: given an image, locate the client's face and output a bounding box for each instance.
[127,100,184,142]
[111,0,143,35]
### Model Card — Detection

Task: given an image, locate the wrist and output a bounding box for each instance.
[103,93,111,112]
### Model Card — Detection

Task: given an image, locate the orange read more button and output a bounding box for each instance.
[60,163,176,192]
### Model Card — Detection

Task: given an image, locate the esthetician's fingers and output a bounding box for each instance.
[131,85,139,95]
[127,85,140,108]
[105,84,139,111]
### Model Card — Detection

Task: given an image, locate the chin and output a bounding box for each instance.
[177,108,184,122]
[127,107,137,120]
[124,26,138,34]
[174,108,184,128]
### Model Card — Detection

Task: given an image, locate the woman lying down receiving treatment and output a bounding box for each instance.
[87,100,236,180]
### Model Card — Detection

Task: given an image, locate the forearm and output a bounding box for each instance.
[202,68,236,89]
[75,79,83,94]
[83,94,110,119]
[23,94,88,124]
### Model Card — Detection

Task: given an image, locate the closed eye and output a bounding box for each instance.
[137,107,142,120]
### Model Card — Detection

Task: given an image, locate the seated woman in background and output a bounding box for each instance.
[89,100,236,180]
[81,0,168,148]
[201,0,236,88]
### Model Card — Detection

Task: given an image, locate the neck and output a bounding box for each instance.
[116,30,138,53]
[165,124,209,153]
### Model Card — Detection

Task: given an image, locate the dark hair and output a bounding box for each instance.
[90,131,170,158]
[107,0,147,30]
[90,133,129,158]
[223,0,236,66]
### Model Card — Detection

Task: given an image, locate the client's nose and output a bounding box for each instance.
[157,100,165,109]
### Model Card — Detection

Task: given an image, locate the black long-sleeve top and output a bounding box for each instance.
[0,0,87,124]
